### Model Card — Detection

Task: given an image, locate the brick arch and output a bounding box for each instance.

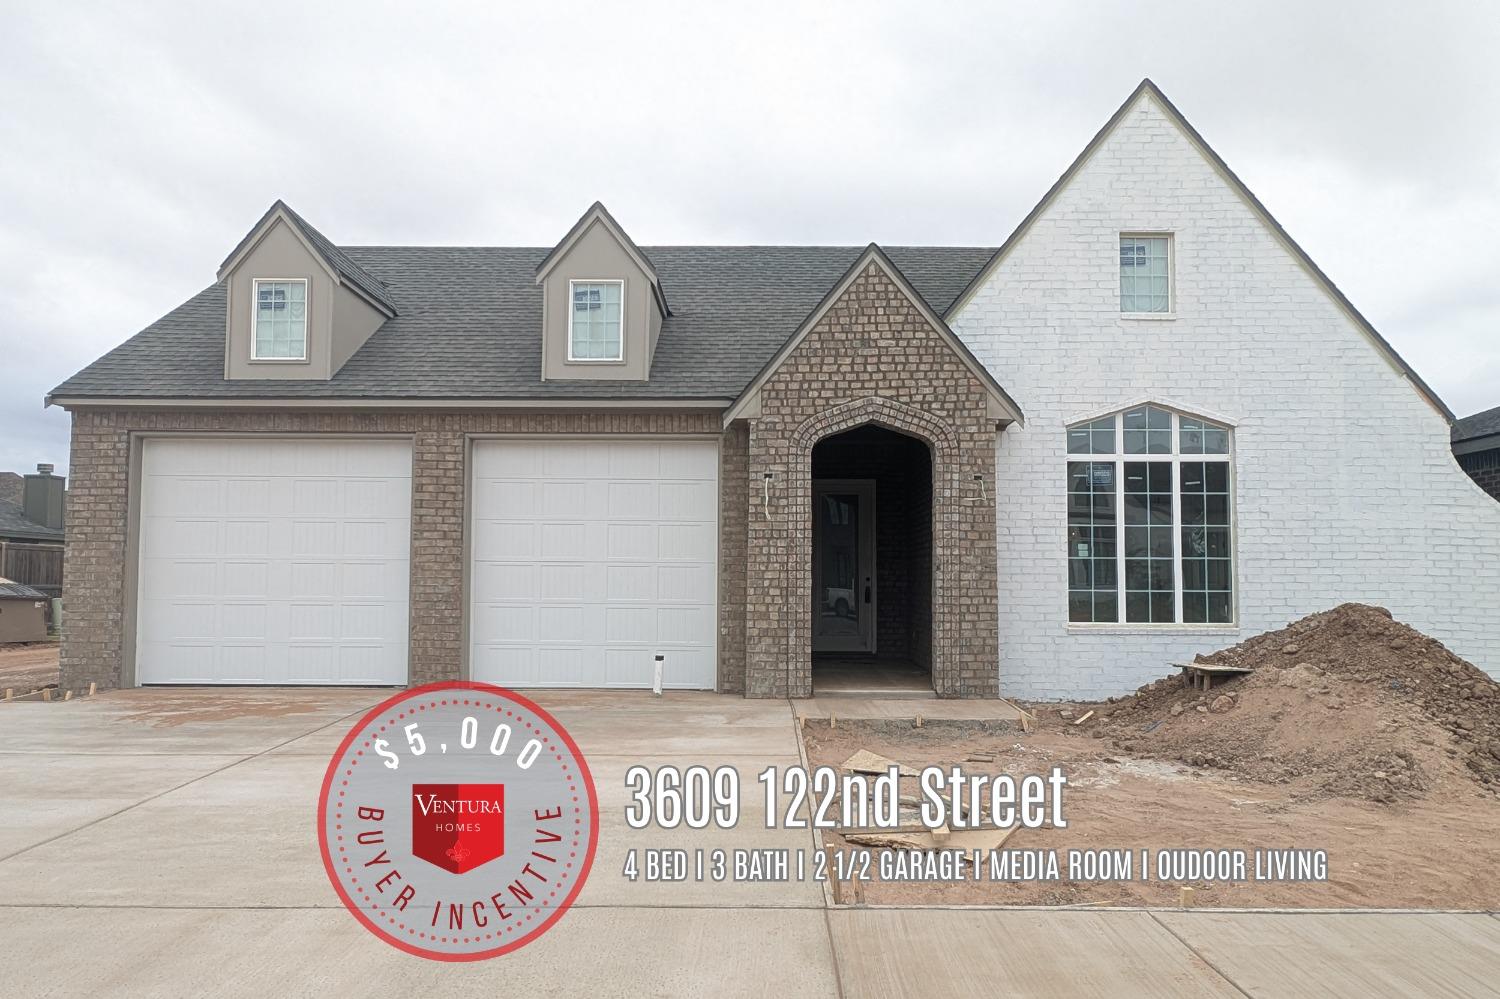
[791,396,959,454]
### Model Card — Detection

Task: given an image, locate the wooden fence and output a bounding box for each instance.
[0,541,63,597]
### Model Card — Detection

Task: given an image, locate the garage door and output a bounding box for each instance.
[470,439,717,689]
[135,438,411,684]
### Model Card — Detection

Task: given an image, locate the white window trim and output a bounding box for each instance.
[1065,405,1237,629]
[566,278,626,363]
[250,277,310,362]
[1119,232,1175,319]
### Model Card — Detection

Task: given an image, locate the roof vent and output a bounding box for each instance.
[36,463,54,476]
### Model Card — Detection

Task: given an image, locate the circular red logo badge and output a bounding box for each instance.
[317,682,599,961]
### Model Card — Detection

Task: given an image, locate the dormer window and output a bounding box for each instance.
[252,279,308,360]
[568,280,624,361]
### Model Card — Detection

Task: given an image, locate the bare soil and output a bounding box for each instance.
[801,603,1500,909]
[0,642,59,692]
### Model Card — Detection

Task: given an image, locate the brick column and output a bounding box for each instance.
[407,429,466,685]
[59,413,131,692]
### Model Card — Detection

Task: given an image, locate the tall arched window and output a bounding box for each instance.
[1066,405,1234,625]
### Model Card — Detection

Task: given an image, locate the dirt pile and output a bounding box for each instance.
[1088,603,1500,802]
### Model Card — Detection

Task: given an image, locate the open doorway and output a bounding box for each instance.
[810,424,933,694]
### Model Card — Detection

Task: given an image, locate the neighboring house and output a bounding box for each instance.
[47,80,1500,700]
[0,464,66,600]
[1454,405,1500,501]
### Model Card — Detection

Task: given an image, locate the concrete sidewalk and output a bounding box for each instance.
[1,688,1498,997]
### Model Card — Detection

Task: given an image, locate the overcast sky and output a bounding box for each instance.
[2,1,1497,475]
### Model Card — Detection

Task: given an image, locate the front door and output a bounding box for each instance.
[812,479,876,653]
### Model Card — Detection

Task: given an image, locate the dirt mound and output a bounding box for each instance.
[1090,603,1500,802]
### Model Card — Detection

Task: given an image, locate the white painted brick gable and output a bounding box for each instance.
[950,90,1500,701]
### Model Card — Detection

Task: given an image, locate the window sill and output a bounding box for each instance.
[248,357,310,364]
[1120,312,1177,321]
[564,358,627,365]
[1066,623,1240,635]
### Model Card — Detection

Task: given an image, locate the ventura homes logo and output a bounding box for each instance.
[412,783,506,874]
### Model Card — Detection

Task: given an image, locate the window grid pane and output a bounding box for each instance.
[1066,416,1117,455]
[1067,461,1118,622]
[1123,405,1173,454]
[571,282,623,359]
[1179,416,1230,455]
[1123,460,1175,622]
[254,281,306,359]
[1120,236,1170,313]
[1180,460,1233,623]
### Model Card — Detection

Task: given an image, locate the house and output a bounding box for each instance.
[47,80,1500,700]
[1454,405,1500,501]
[0,464,66,600]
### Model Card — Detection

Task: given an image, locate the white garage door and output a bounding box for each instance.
[135,437,411,685]
[470,439,718,689]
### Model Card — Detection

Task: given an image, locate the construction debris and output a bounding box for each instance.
[1096,603,1500,801]
[1073,710,1095,726]
[840,749,919,777]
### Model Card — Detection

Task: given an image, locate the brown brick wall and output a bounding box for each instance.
[59,407,723,692]
[742,261,1000,698]
[718,423,750,693]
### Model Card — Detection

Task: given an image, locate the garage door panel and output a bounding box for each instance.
[472,520,538,560]
[659,523,714,561]
[136,438,411,685]
[657,564,715,603]
[470,439,717,690]
[472,646,539,685]
[606,523,656,560]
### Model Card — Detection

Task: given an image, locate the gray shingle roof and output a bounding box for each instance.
[1454,404,1500,443]
[0,501,62,542]
[50,245,996,402]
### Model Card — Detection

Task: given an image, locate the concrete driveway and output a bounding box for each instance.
[2,688,1498,998]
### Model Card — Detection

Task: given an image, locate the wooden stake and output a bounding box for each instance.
[1179,885,1195,907]
[3,688,12,701]
[88,682,97,697]
[63,690,73,701]
[829,713,836,729]
[41,688,52,702]
[914,713,924,729]
[1073,710,1095,726]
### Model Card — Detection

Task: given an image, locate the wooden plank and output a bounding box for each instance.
[1174,662,1253,675]
[840,750,919,777]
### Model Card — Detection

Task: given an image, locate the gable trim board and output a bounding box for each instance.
[722,244,1025,427]
[943,78,1453,423]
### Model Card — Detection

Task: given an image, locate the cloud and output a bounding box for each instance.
[2,0,1497,477]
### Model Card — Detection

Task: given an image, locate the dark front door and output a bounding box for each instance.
[811,479,875,653]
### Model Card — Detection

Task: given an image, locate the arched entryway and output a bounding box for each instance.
[810,425,934,693]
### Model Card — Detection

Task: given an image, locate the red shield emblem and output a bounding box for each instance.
[411,783,505,874]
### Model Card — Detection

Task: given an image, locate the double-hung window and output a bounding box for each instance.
[569,280,624,360]
[1067,405,1234,625]
[252,279,308,360]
